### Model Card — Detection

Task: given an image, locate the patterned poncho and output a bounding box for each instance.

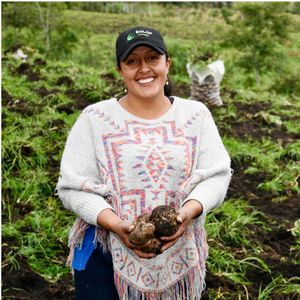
[57,97,231,299]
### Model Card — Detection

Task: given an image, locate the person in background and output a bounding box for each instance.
[57,26,232,300]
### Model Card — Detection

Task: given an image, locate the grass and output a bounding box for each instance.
[223,136,299,195]
[2,58,81,280]
[258,275,300,299]
[206,198,265,248]
[62,7,228,40]
[206,198,270,289]
[2,203,73,280]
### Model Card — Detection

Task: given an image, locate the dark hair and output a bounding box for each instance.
[164,75,173,97]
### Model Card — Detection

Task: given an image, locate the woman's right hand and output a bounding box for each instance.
[97,209,156,259]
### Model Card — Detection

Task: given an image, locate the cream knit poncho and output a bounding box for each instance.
[57,97,232,299]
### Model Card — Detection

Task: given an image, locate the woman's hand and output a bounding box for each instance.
[160,200,203,252]
[97,209,156,259]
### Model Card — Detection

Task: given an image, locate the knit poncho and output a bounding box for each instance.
[57,97,231,299]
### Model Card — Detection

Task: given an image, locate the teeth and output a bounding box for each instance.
[138,77,154,84]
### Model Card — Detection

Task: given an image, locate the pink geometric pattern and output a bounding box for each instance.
[113,248,123,264]
[127,261,136,277]
[171,261,183,274]
[186,248,198,261]
[142,272,155,287]
[101,120,198,220]
[146,150,166,183]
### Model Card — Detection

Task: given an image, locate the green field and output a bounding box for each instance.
[2,3,300,299]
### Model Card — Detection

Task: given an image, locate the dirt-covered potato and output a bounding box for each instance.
[150,205,179,237]
[128,214,155,245]
[141,237,162,254]
[128,206,179,253]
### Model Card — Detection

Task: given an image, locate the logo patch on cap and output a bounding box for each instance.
[127,33,135,41]
[136,30,152,37]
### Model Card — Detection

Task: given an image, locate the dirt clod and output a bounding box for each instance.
[16,63,41,81]
[56,76,74,87]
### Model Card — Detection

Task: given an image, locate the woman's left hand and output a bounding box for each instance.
[159,200,203,252]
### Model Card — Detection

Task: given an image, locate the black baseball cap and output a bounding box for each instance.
[116,26,168,63]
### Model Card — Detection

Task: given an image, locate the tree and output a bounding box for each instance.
[222,3,290,84]
[2,2,77,57]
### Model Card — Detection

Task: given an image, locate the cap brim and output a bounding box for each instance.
[118,42,165,62]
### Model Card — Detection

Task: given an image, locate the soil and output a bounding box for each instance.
[2,88,43,117]
[15,63,41,81]
[218,97,299,298]
[64,88,98,110]
[216,101,300,144]
[100,73,124,99]
[56,76,74,87]
[2,68,299,299]
[34,58,47,66]
[2,255,74,300]
[202,271,239,299]
[36,87,60,98]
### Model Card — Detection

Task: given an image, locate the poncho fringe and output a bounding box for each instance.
[114,264,206,300]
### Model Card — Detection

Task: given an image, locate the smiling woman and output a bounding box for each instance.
[57,26,232,299]
[117,46,171,119]
[116,27,172,119]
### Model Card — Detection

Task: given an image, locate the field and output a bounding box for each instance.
[2,3,300,299]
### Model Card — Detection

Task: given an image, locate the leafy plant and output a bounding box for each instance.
[258,275,300,299]
[206,198,265,248]
[222,3,290,85]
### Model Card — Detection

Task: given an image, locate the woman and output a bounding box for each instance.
[57,26,232,300]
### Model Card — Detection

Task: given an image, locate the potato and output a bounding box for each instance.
[128,214,155,245]
[141,237,162,254]
[128,206,179,253]
[150,205,179,237]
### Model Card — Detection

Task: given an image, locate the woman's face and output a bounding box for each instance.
[118,46,171,100]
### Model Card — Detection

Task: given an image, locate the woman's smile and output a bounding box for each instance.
[137,77,156,85]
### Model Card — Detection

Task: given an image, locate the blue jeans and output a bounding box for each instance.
[74,246,119,300]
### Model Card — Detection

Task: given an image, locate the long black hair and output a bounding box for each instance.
[164,75,173,97]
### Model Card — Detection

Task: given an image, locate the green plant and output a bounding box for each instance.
[222,3,290,85]
[206,198,265,248]
[258,275,300,299]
